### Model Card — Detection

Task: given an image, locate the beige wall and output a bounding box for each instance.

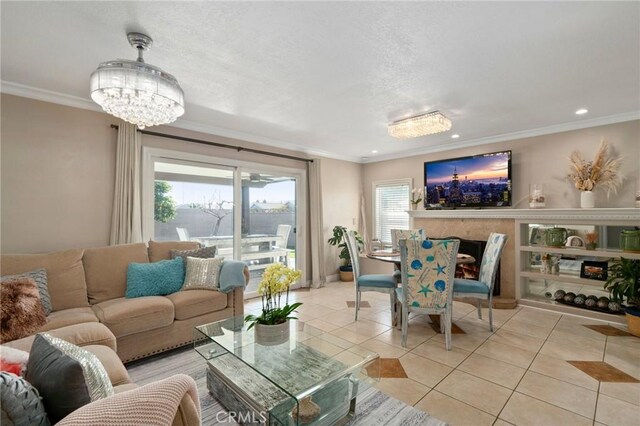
[1,94,117,252]
[320,157,363,279]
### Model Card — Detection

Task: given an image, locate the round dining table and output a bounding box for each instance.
[366,250,475,266]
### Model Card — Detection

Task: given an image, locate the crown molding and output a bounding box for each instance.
[0,80,361,163]
[3,80,637,165]
[365,111,640,164]
[1,80,102,112]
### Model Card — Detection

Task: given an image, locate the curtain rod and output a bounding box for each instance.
[110,124,313,163]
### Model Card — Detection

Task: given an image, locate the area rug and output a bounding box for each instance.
[127,346,446,426]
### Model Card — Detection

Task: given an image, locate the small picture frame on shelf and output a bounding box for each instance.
[580,261,608,281]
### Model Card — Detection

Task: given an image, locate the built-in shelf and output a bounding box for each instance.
[520,271,606,287]
[408,207,640,221]
[519,245,640,260]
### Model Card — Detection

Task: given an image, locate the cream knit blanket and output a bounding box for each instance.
[58,374,200,425]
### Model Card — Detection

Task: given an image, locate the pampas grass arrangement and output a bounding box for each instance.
[567,139,622,196]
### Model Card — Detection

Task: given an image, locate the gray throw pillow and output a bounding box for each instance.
[1,269,51,316]
[25,334,113,423]
[170,245,217,260]
[0,372,50,426]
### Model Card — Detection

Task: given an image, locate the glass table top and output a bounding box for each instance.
[194,316,380,402]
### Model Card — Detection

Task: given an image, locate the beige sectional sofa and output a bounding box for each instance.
[2,240,245,363]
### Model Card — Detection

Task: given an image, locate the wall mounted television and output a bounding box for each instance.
[424,150,512,209]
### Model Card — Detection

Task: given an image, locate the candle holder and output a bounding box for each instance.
[529,184,546,209]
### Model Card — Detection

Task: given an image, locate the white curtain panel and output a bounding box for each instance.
[109,122,142,245]
[359,192,370,253]
[308,159,326,288]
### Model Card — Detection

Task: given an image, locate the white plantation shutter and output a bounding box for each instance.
[374,180,411,244]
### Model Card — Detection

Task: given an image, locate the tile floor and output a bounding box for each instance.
[245,281,640,426]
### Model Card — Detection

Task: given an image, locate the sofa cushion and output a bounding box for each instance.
[83,243,149,305]
[26,333,114,424]
[166,290,228,320]
[39,307,99,332]
[3,323,117,354]
[92,297,174,338]
[83,345,131,387]
[148,240,200,263]
[0,277,47,343]
[1,249,88,311]
[1,268,52,315]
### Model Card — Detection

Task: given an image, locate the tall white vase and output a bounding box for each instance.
[580,191,595,208]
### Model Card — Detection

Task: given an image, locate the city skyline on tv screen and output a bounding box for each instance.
[425,151,511,207]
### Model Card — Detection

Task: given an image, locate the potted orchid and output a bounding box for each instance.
[245,263,302,345]
[410,187,424,210]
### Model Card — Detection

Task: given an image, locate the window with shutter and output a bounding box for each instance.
[373,180,411,244]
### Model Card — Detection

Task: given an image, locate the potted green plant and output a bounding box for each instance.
[604,257,640,336]
[327,226,363,282]
[244,263,302,345]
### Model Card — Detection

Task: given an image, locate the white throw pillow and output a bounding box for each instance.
[182,256,224,291]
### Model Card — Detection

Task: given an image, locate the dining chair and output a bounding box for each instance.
[391,229,427,250]
[397,238,459,349]
[344,230,397,322]
[452,233,508,332]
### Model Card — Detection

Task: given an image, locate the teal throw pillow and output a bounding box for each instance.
[125,258,184,298]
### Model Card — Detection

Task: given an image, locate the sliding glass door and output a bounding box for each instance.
[143,148,306,299]
[240,170,298,295]
[152,159,237,258]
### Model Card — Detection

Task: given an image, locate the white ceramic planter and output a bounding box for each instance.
[580,191,595,208]
[255,320,290,346]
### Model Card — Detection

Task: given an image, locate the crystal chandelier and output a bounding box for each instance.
[388,111,452,139]
[90,33,184,129]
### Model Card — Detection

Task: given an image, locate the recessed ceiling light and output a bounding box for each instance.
[451,134,460,139]
[575,108,588,115]
[372,150,378,153]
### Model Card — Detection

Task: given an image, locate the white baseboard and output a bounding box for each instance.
[326,273,340,283]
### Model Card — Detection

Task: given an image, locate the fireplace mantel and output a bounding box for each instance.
[408,208,639,221]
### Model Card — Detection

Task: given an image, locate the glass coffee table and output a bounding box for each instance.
[194,316,380,425]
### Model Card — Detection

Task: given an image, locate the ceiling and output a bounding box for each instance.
[1,2,639,163]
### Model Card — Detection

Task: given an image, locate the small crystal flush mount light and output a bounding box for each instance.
[388,111,452,139]
[575,108,589,115]
[90,32,185,129]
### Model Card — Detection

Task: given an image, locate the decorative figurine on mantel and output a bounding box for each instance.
[567,139,622,208]
[410,187,423,210]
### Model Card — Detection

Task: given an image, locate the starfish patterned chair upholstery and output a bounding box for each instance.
[345,230,397,322]
[453,233,508,331]
[391,229,427,251]
[397,238,459,349]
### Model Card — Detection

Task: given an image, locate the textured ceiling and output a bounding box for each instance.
[1,2,639,162]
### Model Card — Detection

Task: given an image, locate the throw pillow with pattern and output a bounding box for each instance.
[170,245,217,260]
[182,256,224,291]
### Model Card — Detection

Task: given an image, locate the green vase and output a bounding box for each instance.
[545,228,568,247]
[620,230,640,252]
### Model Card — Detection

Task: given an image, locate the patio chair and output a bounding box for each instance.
[176,227,190,241]
[345,230,397,323]
[397,238,459,349]
[452,232,508,331]
[273,224,292,266]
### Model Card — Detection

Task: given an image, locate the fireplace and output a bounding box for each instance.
[433,236,500,296]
